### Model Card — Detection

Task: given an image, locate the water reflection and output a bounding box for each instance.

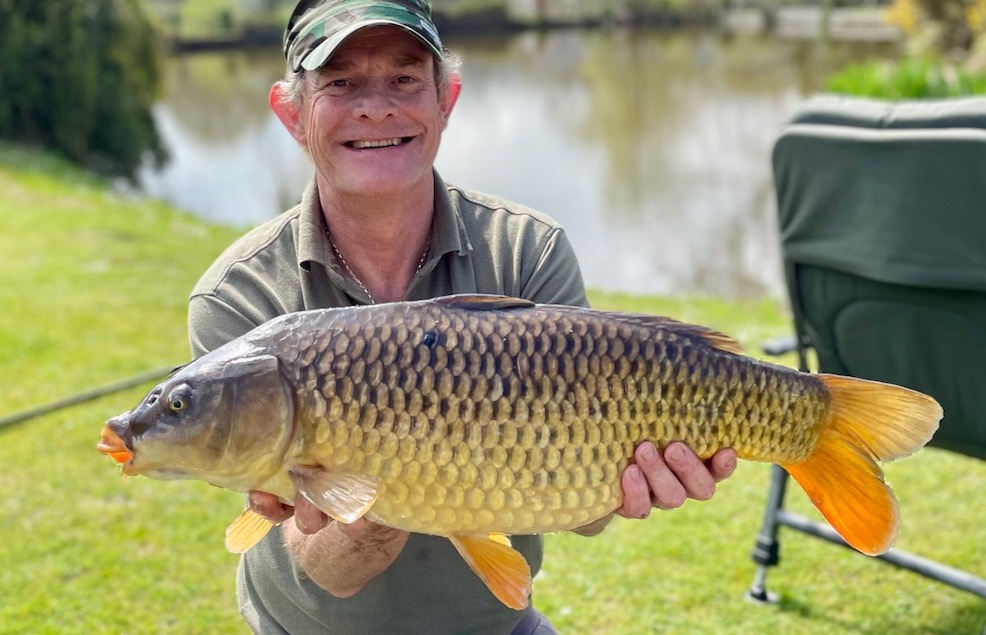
[139,29,897,299]
[141,50,312,225]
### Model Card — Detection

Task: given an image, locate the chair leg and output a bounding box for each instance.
[745,464,790,604]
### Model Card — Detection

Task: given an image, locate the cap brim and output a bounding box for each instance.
[299,20,442,72]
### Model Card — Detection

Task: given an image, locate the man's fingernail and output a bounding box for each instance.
[640,443,658,461]
[666,443,686,463]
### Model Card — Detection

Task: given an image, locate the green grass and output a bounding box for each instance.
[828,57,986,99]
[1,147,984,634]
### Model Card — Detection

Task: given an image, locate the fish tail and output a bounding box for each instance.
[781,374,942,555]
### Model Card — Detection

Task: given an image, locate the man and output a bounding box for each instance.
[187,1,737,633]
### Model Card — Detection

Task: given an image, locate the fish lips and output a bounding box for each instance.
[97,413,137,474]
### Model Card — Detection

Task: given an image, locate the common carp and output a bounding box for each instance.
[98,294,941,610]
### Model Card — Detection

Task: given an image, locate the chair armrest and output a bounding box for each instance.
[762,335,799,358]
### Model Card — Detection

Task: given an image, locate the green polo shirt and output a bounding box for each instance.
[188,172,587,634]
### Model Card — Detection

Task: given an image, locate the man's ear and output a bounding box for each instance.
[440,73,462,129]
[269,82,306,145]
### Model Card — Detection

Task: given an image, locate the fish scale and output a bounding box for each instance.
[270,298,830,536]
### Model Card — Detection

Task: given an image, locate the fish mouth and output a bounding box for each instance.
[97,424,136,475]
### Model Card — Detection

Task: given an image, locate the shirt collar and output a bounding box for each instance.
[297,179,330,271]
[431,170,472,259]
[297,170,472,273]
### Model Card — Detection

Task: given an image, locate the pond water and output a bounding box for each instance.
[138,28,897,299]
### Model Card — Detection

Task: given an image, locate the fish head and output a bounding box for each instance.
[98,352,296,492]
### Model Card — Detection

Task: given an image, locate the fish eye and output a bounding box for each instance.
[165,385,192,414]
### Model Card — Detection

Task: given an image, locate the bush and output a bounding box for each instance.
[0,0,166,181]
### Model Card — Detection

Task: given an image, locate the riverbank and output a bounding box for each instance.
[721,6,901,42]
[166,2,719,53]
[161,4,899,54]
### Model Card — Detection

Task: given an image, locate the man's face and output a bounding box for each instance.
[296,25,451,197]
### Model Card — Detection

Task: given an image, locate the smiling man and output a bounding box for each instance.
[186,1,736,633]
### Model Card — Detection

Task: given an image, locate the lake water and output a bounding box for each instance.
[139,28,897,299]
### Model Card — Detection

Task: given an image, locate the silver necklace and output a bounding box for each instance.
[326,229,430,304]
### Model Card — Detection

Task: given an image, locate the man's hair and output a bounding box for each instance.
[277,48,461,108]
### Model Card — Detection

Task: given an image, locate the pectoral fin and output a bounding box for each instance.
[289,466,379,524]
[225,508,275,554]
[449,533,531,610]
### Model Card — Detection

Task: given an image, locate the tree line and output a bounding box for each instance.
[0,0,164,181]
[1,0,982,182]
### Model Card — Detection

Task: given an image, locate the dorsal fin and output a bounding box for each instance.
[431,295,744,355]
[667,321,745,356]
[591,311,746,356]
[432,294,535,311]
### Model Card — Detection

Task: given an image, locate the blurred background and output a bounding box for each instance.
[8,0,985,302]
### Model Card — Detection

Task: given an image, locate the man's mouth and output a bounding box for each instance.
[347,137,412,149]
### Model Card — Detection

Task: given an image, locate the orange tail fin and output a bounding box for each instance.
[781,374,941,555]
[449,533,532,610]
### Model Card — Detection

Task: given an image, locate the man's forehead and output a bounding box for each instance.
[323,25,431,68]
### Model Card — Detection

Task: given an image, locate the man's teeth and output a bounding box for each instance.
[351,138,404,149]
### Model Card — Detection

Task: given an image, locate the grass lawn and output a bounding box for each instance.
[1,147,984,634]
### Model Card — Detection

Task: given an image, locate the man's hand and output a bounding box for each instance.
[248,490,408,597]
[248,491,369,539]
[616,442,737,519]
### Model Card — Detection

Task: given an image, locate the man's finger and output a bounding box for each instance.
[636,442,687,509]
[616,464,653,519]
[293,494,329,535]
[708,448,738,483]
[249,491,294,523]
[662,442,716,501]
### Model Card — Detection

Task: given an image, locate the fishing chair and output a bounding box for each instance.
[746,94,986,602]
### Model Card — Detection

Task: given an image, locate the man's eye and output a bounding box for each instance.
[396,76,417,84]
[317,78,351,91]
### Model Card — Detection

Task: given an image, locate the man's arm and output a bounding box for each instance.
[283,517,409,598]
[244,489,409,597]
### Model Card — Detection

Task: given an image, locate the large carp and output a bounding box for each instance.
[98,295,941,609]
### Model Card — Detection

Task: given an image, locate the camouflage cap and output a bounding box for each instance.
[284,0,443,72]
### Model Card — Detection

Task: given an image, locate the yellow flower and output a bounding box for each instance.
[884,0,921,34]
[967,0,986,34]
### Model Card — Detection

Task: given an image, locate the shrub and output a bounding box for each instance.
[0,0,166,181]
[827,57,986,99]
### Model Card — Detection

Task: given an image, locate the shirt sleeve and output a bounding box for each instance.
[522,227,589,308]
[187,292,263,359]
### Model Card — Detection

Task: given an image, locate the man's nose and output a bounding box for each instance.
[352,80,396,122]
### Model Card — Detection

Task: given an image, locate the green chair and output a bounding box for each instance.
[747,94,986,602]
